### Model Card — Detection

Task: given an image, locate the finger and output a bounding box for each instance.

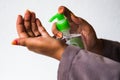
[24,10,35,37]
[16,15,29,38]
[36,19,50,37]
[52,23,63,39]
[12,38,36,47]
[31,12,41,36]
[58,6,81,24]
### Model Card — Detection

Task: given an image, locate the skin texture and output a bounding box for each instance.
[12,6,104,60]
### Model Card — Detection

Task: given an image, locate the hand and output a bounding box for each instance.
[12,10,67,60]
[52,6,103,55]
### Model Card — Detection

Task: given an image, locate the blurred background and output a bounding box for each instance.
[0,0,120,80]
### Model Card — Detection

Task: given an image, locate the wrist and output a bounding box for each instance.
[90,39,104,55]
[52,40,68,60]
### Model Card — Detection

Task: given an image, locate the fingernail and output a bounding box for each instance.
[11,39,19,45]
[58,6,65,14]
[56,32,63,39]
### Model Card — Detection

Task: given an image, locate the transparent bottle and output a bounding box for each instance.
[49,13,84,48]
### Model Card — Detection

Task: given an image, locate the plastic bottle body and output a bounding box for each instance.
[49,13,84,48]
[68,34,84,48]
[61,29,84,48]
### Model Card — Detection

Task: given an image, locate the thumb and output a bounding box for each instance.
[58,6,80,24]
[52,23,63,39]
[12,38,27,46]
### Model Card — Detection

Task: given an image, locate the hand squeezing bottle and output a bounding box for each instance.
[49,13,84,48]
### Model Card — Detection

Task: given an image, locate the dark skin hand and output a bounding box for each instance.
[12,6,104,60]
[52,6,104,55]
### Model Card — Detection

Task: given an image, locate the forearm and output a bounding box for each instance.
[52,44,67,60]
[49,39,68,60]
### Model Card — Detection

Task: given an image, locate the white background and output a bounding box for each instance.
[0,0,120,80]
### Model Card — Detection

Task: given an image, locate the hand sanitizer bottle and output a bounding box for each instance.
[49,13,84,48]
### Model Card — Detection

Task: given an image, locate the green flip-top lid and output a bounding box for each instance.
[49,13,70,31]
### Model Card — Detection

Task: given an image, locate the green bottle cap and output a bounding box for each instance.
[49,13,70,31]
